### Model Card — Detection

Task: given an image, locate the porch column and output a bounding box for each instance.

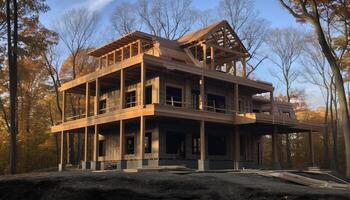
[198,120,208,171]
[270,91,274,115]
[85,82,90,118]
[66,132,70,164]
[141,62,146,106]
[242,58,247,78]
[233,61,237,76]
[94,78,100,115]
[59,131,66,171]
[202,43,207,68]
[199,76,205,110]
[234,83,239,113]
[82,126,89,170]
[272,126,281,169]
[210,47,215,70]
[139,116,145,168]
[91,124,99,170]
[62,90,66,122]
[120,69,125,109]
[119,120,126,169]
[233,126,240,169]
[308,131,315,167]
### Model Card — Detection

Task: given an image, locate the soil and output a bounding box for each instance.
[0,171,349,200]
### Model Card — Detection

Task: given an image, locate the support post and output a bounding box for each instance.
[234,83,239,113]
[66,132,70,164]
[120,69,125,109]
[94,78,100,115]
[91,124,99,170]
[141,62,146,106]
[202,43,207,68]
[234,61,237,76]
[119,120,126,169]
[270,91,274,115]
[62,90,66,122]
[138,39,142,54]
[309,131,315,167]
[82,126,89,170]
[210,47,215,70]
[272,126,280,169]
[85,82,90,118]
[139,116,145,168]
[242,58,247,78]
[199,76,205,110]
[59,131,66,171]
[198,120,208,171]
[234,126,240,169]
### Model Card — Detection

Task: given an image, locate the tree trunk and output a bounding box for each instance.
[313,19,350,177]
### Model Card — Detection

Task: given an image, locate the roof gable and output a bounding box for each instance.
[177,20,249,57]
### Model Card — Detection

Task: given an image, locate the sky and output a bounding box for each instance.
[40,0,324,108]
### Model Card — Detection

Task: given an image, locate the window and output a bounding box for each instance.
[192,134,200,155]
[126,136,135,154]
[145,86,152,104]
[166,86,182,107]
[126,91,136,108]
[99,99,107,114]
[207,94,226,113]
[145,132,152,153]
[98,140,106,157]
[208,135,226,155]
[166,132,185,157]
[191,90,200,110]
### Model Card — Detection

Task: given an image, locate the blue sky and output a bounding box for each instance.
[40,0,324,108]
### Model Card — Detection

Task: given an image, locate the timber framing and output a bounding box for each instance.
[54,20,323,172]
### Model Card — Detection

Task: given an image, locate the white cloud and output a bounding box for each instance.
[87,0,114,12]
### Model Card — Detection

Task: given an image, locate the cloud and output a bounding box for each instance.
[87,0,114,12]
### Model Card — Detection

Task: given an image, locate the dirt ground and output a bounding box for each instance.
[0,171,349,200]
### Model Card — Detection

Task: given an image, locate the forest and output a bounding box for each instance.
[1,0,350,177]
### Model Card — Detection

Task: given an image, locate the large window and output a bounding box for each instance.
[98,140,106,157]
[126,91,136,108]
[166,132,185,157]
[145,132,152,153]
[166,86,182,107]
[145,86,152,105]
[207,94,226,113]
[126,136,135,154]
[208,135,226,155]
[192,134,200,155]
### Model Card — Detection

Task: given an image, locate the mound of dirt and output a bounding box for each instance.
[0,171,349,200]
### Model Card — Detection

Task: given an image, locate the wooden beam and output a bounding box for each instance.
[66,132,70,164]
[93,124,98,162]
[206,43,246,57]
[270,91,274,115]
[210,47,215,70]
[119,120,124,161]
[234,126,240,169]
[234,83,239,113]
[62,90,66,122]
[84,127,88,162]
[85,82,90,118]
[200,120,206,160]
[199,76,205,110]
[141,62,146,106]
[94,78,100,115]
[120,69,125,109]
[60,131,66,166]
[202,43,207,68]
[272,126,279,169]
[140,116,145,160]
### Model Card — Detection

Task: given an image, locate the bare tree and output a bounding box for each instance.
[110,2,140,36]
[54,8,98,166]
[301,35,331,169]
[54,8,98,79]
[219,0,269,78]
[137,0,198,39]
[279,0,350,177]
[266,27,304,168]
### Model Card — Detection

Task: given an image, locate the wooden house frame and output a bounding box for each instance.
[51,20,323,171]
